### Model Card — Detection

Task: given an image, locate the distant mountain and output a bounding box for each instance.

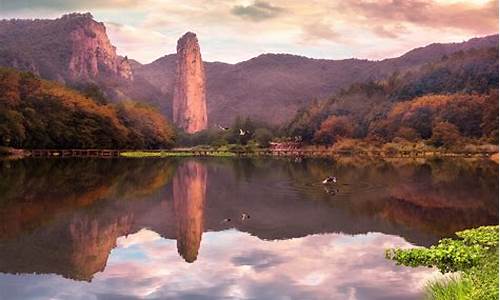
[134,35,498,126]
[0,13,132,83]
[0,13,497,126]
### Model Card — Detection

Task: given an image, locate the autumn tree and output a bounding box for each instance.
[430,122,462,148]
[313,115,354,145]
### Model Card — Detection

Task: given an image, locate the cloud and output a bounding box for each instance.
[340,0,498,35]
[0,0,497,63]
[105,22,174,63]
[0,0,142,11]
[300,21,340,42]
[231,1,285,21]
[372,24,409,39]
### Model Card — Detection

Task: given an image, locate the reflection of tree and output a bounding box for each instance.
[0,207,134,281]
[0,157,497,281]
[0,158,177,281]
[284,157,498,236]
[173,160,207,263]
[0,158,176,239]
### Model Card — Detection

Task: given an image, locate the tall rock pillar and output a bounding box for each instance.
[172,32,208,133]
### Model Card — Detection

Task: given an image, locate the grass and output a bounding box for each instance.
[425,275,473,300]
[425,252,498,300]
[120,151,236,158]
[386,225,499,300]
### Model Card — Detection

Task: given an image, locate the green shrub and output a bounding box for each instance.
[386,226,499,300]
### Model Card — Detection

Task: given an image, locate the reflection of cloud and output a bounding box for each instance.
[231,249,288,271]
[231,1,285,22]
[0,229,440,299]
[116,228,161,248]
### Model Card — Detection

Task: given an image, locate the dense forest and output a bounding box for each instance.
[285,47,499,149]
[0,68,175,149]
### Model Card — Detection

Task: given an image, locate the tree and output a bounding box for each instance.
[254,128,273,148]
[430,122,462,148]
[313,115,354,145]
[395,127,418,142]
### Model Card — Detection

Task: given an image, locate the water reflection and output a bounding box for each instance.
[173,161,207,263]
[0,157,497,299]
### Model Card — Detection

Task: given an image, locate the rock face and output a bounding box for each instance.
[0,13,132,83]
[172,32,207,133]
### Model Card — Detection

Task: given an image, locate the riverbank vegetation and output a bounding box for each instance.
[386,226,499,300]
[120,150,236,158]
[0,67,175,149]
[177,46,498,151]
[285,46,498,148]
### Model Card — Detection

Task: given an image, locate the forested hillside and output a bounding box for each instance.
[0,68,175,149]
[285,46,498,148]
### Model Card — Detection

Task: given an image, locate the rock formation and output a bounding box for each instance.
[0,13,132,82]
[172,32,208,133]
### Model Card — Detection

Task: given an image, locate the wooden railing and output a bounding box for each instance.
[25,148,495,158]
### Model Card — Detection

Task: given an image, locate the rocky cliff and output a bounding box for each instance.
[0,13,132,83]
[172,32,208,133]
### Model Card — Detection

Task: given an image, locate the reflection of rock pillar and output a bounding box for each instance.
[173,161,207,263]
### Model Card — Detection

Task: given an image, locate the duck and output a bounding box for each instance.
[322,176,337,184]
[217,124,230,131]
[221,218,232,224]
[241,213,250,221]
[239,129,247,136]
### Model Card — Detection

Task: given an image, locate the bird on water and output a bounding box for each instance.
[322,176,337,184]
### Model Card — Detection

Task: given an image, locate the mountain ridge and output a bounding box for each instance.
[0,13,497,126]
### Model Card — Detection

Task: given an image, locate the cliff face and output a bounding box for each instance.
[172,32,208,133]
[0,13,132,83]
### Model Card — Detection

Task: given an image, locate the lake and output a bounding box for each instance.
[0,157,497,300]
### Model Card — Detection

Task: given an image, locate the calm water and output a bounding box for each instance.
[0,157,497,300]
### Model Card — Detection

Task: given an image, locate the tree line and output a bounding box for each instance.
[0,68,175,149]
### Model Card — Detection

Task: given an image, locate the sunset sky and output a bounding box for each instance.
[0,0,498,63]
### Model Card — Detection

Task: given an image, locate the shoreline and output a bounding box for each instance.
[1,147,498,161]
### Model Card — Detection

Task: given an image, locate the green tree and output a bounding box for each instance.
[254,128,273,148]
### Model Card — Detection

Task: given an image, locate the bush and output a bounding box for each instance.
[386,226,499,300]
[254,128,273,148]
[431,122,462,148]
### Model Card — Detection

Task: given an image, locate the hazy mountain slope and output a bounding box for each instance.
[0,13,497,127]
[134,35,498,126]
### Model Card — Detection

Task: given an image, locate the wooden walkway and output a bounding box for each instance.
[30,149,122,157]
[26,148,495,158]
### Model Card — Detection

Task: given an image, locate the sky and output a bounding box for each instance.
[0,0,498,64]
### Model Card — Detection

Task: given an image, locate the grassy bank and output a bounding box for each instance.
[386,226,499,300]
[120,151,236,158]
